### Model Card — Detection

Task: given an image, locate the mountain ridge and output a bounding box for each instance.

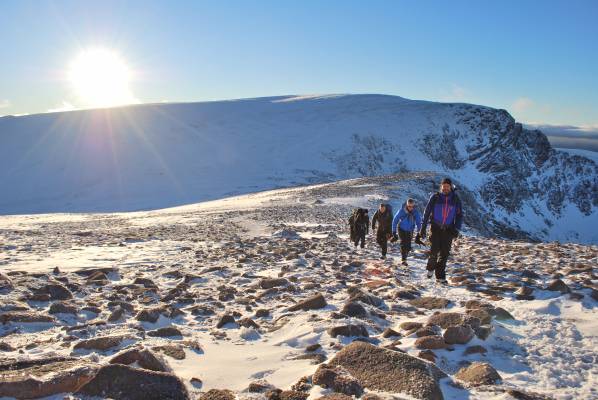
[0,94,596,243]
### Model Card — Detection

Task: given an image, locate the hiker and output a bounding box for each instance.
[391,198,422,266]
[419,178,463,284]
[348,208,369,249]
[372,203,393,260]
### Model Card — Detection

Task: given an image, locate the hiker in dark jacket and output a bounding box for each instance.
[419,178,463,284]
[372,203,393,259]
[349,208,369,249]
[391,198,422,266]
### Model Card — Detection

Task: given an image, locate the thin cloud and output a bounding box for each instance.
[439,84,469,102]
[0,99,10,108]
[512,97,535,113]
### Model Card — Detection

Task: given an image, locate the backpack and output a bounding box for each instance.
[349,208,367,235]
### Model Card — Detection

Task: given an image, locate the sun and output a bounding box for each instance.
[68,48,137,108]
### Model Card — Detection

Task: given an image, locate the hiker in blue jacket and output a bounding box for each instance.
[391,198,422,266]
[419,178,463,284]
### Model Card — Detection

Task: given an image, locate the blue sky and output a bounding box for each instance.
[1,0,597,126]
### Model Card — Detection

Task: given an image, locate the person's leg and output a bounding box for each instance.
[427,225,440,272]
[359,233,365,248]
[435,230,453,280]
[399,230,408,260]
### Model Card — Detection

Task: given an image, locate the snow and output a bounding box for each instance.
[0,176,595,400]
[2,94,594,244]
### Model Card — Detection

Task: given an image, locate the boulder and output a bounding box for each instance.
[0,357,97,399]
[312,364,363,396]
[455,362,501,386]
[328,341,445,400]
[200,389,235,400]
[77,364,190,399]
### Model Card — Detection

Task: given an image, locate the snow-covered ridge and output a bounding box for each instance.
[0,94,596,242]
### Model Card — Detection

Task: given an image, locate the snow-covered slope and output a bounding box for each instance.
[0,94,596,242]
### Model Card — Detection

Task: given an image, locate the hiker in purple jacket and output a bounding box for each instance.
[419,178,463,284]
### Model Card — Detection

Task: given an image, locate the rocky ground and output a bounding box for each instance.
[1,175,597,400]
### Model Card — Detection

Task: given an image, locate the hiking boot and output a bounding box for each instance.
[379,255,386,260]
[437,279,448,285]
[426,271,433,279]
[401,260,408,266]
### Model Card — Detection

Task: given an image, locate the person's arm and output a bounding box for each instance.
[366,215,370,234]
[415,209,423,232]
[372,211,378,231]
[391,210,403,235]
[420,195,435,237]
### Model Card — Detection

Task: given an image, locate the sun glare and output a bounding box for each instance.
[68,48,137,108]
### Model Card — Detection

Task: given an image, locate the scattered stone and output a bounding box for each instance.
[48,302,78,315]
[110,347,169,372]
[328,341,445,400]
[73,335,125,351]
[474,325,493,340]
[408,297,449,310]
[216,314,236,328]
[455,362,501,386]
[153,345,186,360]
[77,364,190,400]
[464,345,487,355]
[341,302,367,318]
[327,324,369,338]
[306,343,322,352]
[108,306,125,322]
[288,293,327,311]
[399,321,423,331]
[443,325,475,345]
[546,279,570,294]
[136,308,162,323]
[491,307,515,320]
[0,311,55,324]
[465,308,492,325]
[427,312,472,329]
[382,328,400,338]
[148,326,183,337]
[35,283,73,300]
[414,335,448,350]
[260,278,289,289]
